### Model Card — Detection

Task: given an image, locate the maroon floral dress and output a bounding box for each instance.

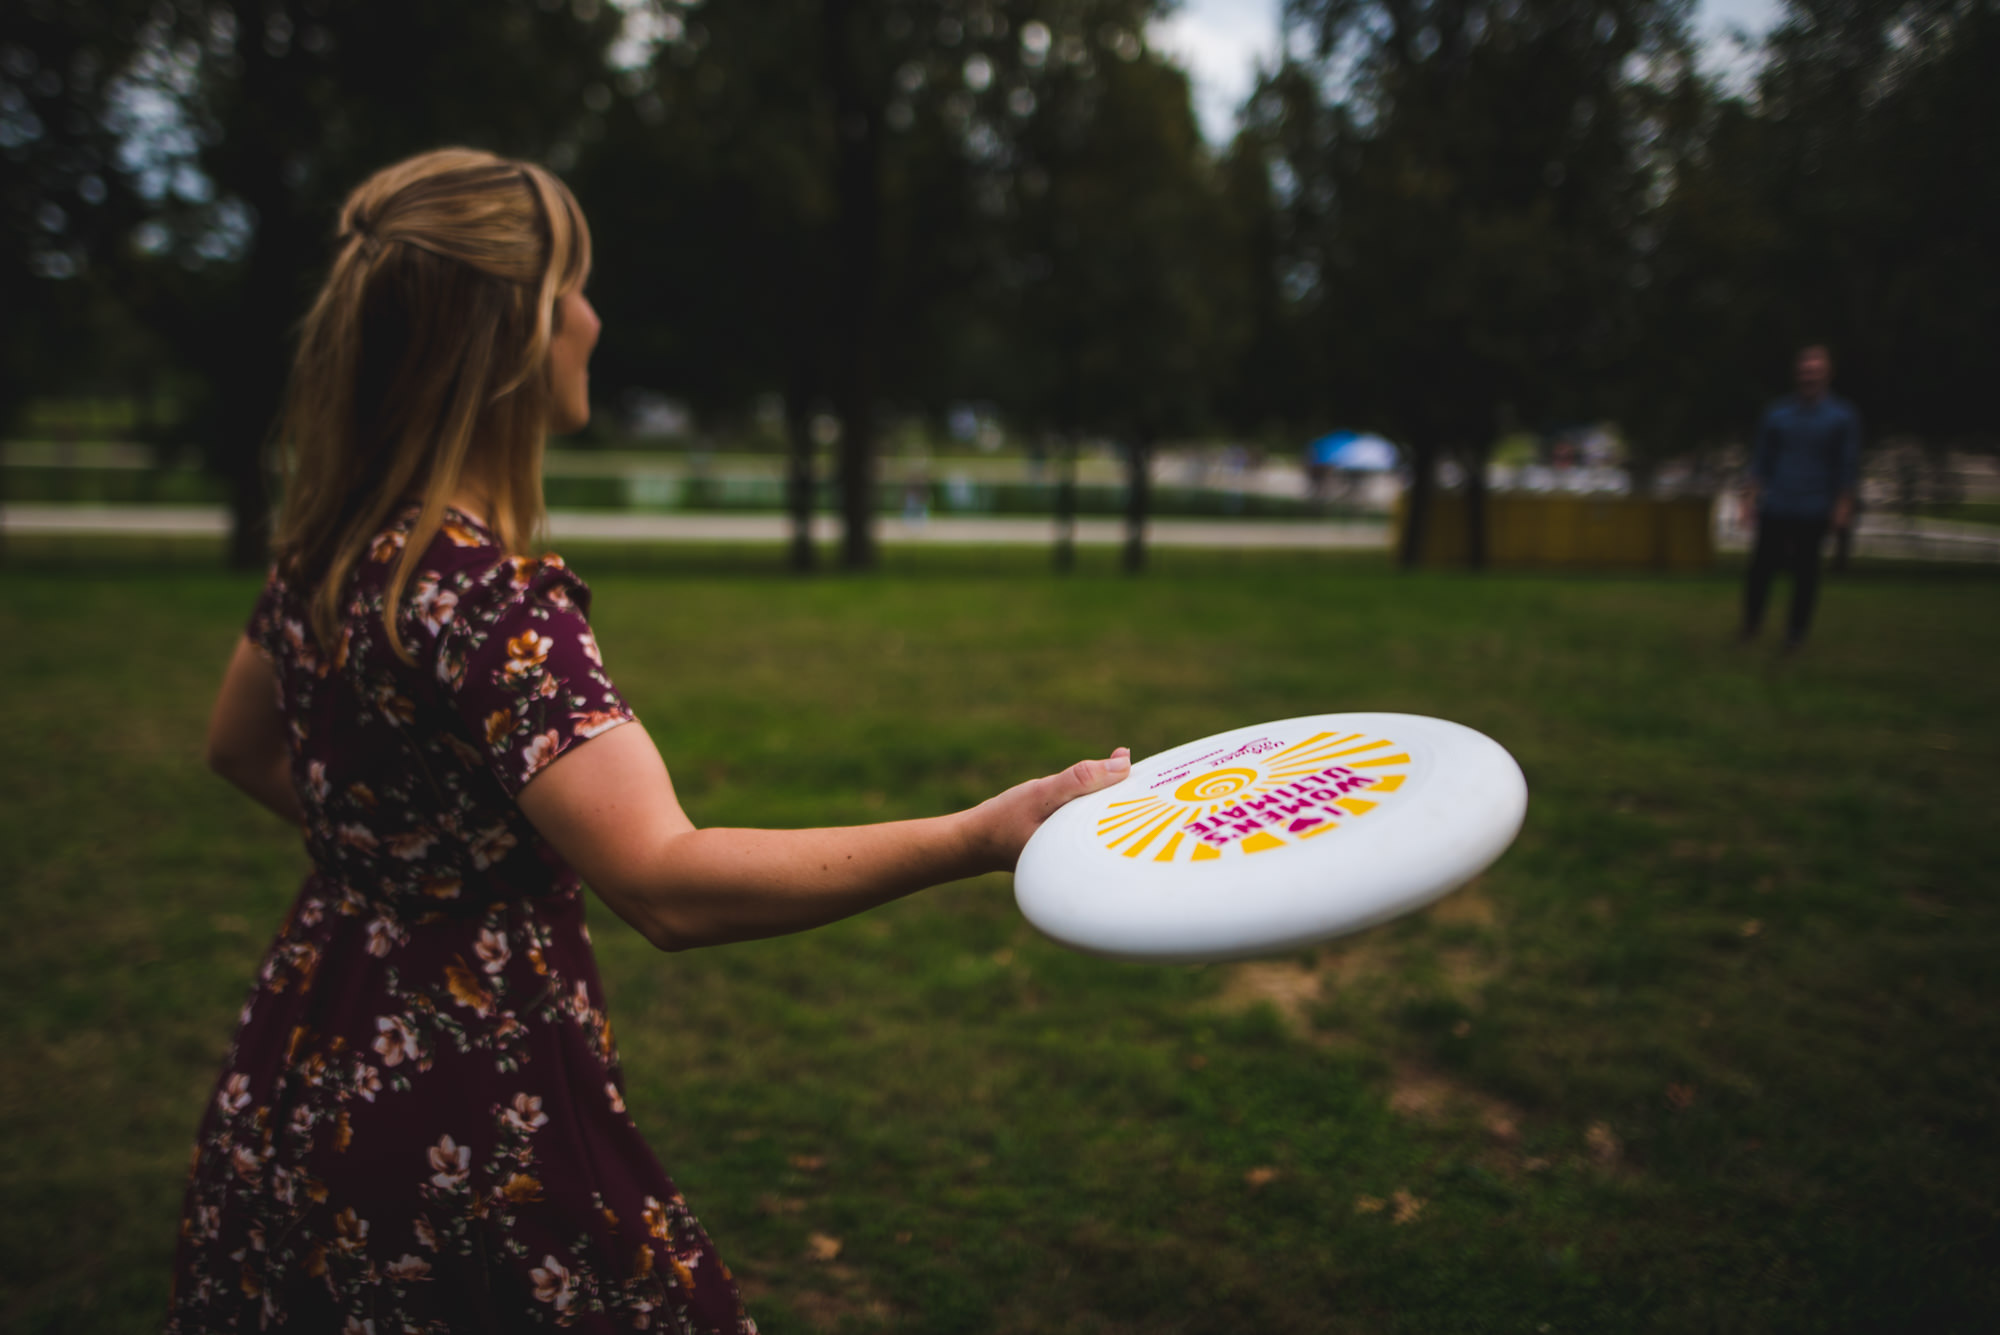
[169,506,754,1333]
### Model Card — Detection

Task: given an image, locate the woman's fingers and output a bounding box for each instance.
[1049,747,1131,812]
[975,748,1135,872]
[1027,748,1132,825]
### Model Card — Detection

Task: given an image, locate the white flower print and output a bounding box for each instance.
[529,1255,575,1312]
[282,618,319,672]
[373,1015,419,1068]
[502,1092,549,1135]
[217,1072,252,1114]
[606,1082,626,1114]
[475,927,511,974]
[577,627,601,666]
[520,730,562,781]
[469,824,517,869]
[364,914,407,958]
[412,576,458,635]
[428,1134,471,1189]
[385,828,436,860]
[385,1253,431,1282]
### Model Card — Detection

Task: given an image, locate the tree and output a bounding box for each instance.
[1605,0,1999,497]
[119,0,620,566]
[574,2,835,570]
[1254,0,1696,566]
[965,14,1248,571]
[1748,0,1998,446]
[585,0,1225,572]
[0,0,156,437]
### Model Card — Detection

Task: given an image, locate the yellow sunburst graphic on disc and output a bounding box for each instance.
[1094,730,1412,863]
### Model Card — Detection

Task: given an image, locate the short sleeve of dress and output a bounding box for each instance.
[438,556,635,797]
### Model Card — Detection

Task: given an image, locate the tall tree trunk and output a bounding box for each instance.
[1122,433,1152,575]
[1052,434,1076,573]
[212,9,303,570]
[824,0,881,571]
[1399,439,1435,569]
[784,364,816,573]
[1464,443,1489,571]
[216,221,299,570]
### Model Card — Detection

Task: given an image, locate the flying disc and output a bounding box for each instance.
[1013,713,1527,963]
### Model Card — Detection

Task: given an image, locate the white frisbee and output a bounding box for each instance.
[1013,713,1527,962]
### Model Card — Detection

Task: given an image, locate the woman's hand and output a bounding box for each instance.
[964,747,1132,873]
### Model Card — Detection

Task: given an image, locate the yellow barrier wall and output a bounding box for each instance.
[1394,493,1715,570]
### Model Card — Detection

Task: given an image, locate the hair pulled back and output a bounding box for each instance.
[272,147,591,660]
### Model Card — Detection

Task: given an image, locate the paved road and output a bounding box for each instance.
[0,504,1392,550]
[6,503,1996,561]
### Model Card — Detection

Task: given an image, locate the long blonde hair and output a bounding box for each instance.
[271,147,591,660]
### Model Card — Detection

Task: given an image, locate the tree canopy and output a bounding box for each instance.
[1,0,1992,567]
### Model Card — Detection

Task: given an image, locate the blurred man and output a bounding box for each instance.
[1741,345,1861,650]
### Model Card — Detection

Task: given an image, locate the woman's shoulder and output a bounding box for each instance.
[389,508,593,642]
[360,505,577,593]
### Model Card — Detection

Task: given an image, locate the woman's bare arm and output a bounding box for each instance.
[517,721,1129,952]
[206,637,306,826]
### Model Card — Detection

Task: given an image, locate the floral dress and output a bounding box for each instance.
[169,506,754,1334]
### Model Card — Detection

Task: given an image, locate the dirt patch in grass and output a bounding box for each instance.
[1214,960,1328,1031]
[1387,1059,1525,1146]
[738,1261,897,1333]
[1423,877,1498,927]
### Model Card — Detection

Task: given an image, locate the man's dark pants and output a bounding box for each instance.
[1742,512,1830,644]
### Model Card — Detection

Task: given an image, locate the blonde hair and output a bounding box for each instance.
[271,147,591,660]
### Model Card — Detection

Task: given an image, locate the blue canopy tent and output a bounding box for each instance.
[1306,431,1400,472]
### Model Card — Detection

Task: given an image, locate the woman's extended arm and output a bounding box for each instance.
[517,721,1129,952]
[206,637,306,826]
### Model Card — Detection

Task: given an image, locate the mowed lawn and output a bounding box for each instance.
[3,546,1996,1333]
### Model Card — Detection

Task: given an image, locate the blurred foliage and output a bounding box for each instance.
[1,0,1995,562]
[1247,0,1701,563]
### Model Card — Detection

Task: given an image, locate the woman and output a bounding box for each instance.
[174,148,1128,1333]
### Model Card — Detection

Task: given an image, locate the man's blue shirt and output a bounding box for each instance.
[1752,394,1861,519]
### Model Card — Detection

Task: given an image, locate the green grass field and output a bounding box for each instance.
[4,548,1996,1333]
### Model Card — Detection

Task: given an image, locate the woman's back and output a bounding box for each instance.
[170,505,753,1333]
[264,504,625,915]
